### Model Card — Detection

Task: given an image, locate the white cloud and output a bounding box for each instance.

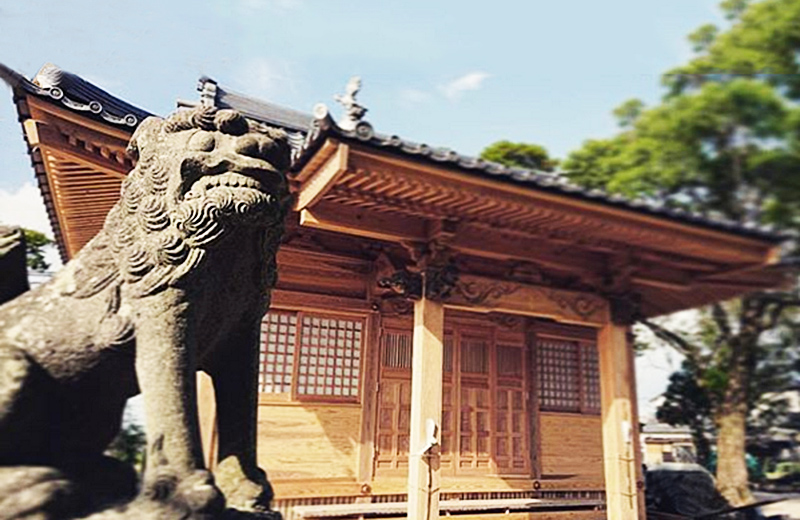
[0,182,53,237]
[438,71,491,101]
[235,57,297,100]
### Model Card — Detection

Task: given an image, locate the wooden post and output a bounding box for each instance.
[407,295,444,520]
[196,371,218,469]
[598,317,645,519]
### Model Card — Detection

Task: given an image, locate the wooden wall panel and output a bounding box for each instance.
[539,413,604,484]
[275,249,370,299]
[257,404,362,481]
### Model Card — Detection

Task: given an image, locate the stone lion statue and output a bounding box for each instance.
[0,107,289,519]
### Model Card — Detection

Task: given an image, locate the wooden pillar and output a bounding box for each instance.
[407,295,444,520]
[598,315,645,519]
[196,371,218,469]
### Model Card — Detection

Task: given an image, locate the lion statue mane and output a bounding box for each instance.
[0,106,290,519]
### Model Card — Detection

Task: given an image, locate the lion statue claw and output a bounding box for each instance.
[0,107,289,519]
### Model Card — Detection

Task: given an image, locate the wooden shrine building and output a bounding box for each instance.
[0,63,789,520]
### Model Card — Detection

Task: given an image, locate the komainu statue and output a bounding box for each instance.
[0,107,290,519]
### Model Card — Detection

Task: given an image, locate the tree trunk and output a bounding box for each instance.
[715,351,753,506]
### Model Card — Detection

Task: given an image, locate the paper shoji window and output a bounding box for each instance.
[259,311,297,393]
[296,315,363,399]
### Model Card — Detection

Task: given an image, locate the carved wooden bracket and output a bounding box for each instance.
[377,263,459,302]
[608,293,642,326]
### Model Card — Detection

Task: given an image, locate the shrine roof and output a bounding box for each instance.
[290,113,785,244]
[0,63,153,129]
[1,63,786,247]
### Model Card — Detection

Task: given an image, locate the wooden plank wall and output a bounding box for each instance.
[257,403,362,483]
[539,413,604,487]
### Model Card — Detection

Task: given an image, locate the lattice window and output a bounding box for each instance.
[296,315,362,399]
[461,337,489,374]
[259,310,364,401]
[497,345,522,378]
[537,338,581,411]
[381,330,412,369]
[537,337,600,414]
[443,334,454,373]
[581,342,601,413]
[259,311,297,393]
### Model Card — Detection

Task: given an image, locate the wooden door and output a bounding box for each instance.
[374,329,412,475]
[456,332,492,472]
[374,318,534,478]
[495,344,530,474]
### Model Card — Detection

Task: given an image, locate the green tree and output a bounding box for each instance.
[22,228,53,272]
[106,418,146,473]
[657,360,714,468]
[480,141,558,172]
[564,0,800,505]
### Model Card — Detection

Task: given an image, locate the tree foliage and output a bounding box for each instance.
[106,418,146,472]
[564,0,800,505]
[22,228,53,272]
[657,360,714,467]
[480,140,558,172]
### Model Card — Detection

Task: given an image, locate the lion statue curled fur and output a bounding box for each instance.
[0,106,290,519]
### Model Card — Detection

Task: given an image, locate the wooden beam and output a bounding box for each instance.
[300,201,608,280]
[445,274,609,326]
[270,289,371,313]
[300,201,427,243]
[40,140,128,179]
[407,294,444,520]
[598,322,645,519]
[295,143,349,211]
[452,224,604,277]
[26,95,135,142]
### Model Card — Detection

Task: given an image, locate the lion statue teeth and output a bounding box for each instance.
[0,106,289,519]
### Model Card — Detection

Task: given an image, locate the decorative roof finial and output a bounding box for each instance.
[197,76,218,108]
[333,76,367,131]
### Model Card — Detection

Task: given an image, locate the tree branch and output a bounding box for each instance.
[711,302,733,341]
[640,318,702,363]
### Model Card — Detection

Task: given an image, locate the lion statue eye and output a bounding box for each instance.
[187,131,216,152]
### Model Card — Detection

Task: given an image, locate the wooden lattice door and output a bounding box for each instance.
[457,332,492,472]
[495,344,530,474]
[374,329,412,474]
[374,320,533,478]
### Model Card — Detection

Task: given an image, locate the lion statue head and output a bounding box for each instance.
[62,107,291,300]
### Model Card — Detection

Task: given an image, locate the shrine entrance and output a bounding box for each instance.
[374,312,539,480]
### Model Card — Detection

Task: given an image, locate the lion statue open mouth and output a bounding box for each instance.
[0,107,290,519]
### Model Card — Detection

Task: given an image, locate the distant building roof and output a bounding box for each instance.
[642,422,694,435]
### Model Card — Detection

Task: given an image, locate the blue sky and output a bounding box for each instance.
[0,0,722,415]
[0,0,725,192]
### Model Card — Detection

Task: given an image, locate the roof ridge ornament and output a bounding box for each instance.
[333,76,368,131]
[197,76,218,108]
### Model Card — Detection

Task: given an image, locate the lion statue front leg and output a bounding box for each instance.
[131,290,225,516]
[204,319,273,512]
